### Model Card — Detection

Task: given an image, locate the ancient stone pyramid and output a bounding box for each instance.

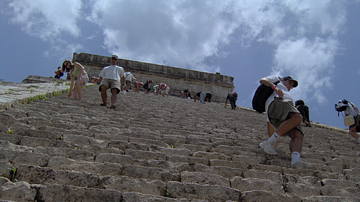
[1,85,360,201]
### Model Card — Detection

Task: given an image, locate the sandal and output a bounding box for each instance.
[100,103,106,106]
[110,105,116,109]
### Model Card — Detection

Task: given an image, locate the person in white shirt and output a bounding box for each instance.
[259,76,307,168]
[342,100,360,143]
[124,72,135,91]
[98,55,125,109]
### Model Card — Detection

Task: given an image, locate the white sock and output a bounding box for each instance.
[291,152,301,165]
[267,132,280,144]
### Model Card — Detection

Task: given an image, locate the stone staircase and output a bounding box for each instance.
[0,85,359,201]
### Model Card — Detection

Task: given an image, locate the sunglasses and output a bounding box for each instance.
[288,80,294,87]
[111,58,118,60]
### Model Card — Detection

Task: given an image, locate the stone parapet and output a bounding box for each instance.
[21,75,60,84]
[72,52,234,102]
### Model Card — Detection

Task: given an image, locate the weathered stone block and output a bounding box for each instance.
[0,177,36,202]
[181,171,230,187]
[166,181,240,201]
[102,176,165,195]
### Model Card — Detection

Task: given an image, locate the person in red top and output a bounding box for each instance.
[160,83,170,97]
[54,67,63,79]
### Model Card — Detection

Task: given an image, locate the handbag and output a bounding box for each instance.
[344,114,355,126]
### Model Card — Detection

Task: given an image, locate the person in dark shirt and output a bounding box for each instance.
[295,100,311,127]
[225,92,238,109]
[143,79,153,94]
[204,92,212,102]
[180,89,191,99]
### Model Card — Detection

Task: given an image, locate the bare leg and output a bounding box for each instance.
[73,83,78,100]
[100,85,107,105]
[275,112,302,136]
[349,126,360,140]
[78,83,84,101]
[289,129,303,153]
[267,122,274,138]
[110,88,118,106]
[75,80,84,100]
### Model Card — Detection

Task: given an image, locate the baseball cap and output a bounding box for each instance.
[111,55,119,60]
[282,76,298,88]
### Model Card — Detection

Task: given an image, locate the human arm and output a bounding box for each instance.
[260,77,283,98]
[68,68,75,97]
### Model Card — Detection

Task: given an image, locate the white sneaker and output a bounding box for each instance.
[259,140,277,155]
[292,159,309,169]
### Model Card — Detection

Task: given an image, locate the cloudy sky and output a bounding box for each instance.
[1,0,360,129]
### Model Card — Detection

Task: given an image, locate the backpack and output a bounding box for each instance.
[335,99,357,126]
[252,81,279,113]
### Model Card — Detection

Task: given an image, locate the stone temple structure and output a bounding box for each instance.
[72,52,235,102]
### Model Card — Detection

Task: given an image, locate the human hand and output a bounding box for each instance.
[275,88,283,98]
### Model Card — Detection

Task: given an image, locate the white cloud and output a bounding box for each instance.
[4,0,350,105]
[8,0,83,41]
[88,0,238,72]
[273,37,338,103]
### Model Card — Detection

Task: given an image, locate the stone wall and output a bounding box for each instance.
[72,52,234,102]
[21,75,60,84]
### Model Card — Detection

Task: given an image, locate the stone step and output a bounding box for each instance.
[320,179,360,197]
[16,164,100,188]
[125,149,167,161]
[33,146,95,161]
[121,192,207,202]
[241,190,301,202]
[302,196,360,202]
[344,168,360,182]
[2,150,49,167]
[2,135,351,186]
[47,156,122,177]
[166,181,240,201]
[231,177,284,194]
[35,184,122,202]
[0,133,21,145]
[0,177,36,202]
[19,136,77,149]
[15,128,63,141]
[242,169,283,182]
[121,165,180,182]
[181,171,230,187]
[102,176,165,196]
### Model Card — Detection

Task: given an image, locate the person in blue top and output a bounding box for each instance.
[97,55,125,109]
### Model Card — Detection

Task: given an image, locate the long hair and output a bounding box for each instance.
[62,60,74,72]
